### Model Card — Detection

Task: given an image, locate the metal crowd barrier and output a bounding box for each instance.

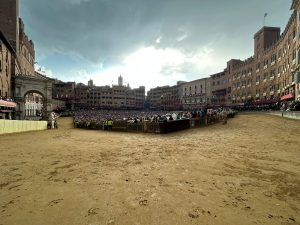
[126,122,144,132]
[158,119,190,133]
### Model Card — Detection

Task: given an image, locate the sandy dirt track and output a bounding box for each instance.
[0,114,300,225]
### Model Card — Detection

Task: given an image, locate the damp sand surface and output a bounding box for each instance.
[0,114,300,225]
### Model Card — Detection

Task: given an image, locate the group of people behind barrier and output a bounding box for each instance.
[102,119,113,130]
[73,108,237,133]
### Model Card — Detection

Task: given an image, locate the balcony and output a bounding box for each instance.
[271,61,275,66]
[237,97,240,100]
[278,57,281,62]
[263,79,267,83]
[270,76,275,81]
[232,97,236,101]
[242,96,246,100]
[248,72,252,76]
[256,81,260,85]
[264,65,268,69]
[237,87,240,90]
[242,74,246,78]
[277,73,281,78]
[247,84,251,87]
[237,76,241,80]
[256,93,260,97]
[242,86,246,89]
[277,89,281,94]
[256,69,260,73]
[233,78,236,81]
[232,87,236,91]
[263,92,267,97]
[270,91,274,95]
[248,95,252,98]
[292,59,296,65]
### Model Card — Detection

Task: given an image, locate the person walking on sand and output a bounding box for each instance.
[280,103,285,117]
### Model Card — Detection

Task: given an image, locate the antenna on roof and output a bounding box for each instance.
[263,13,268,26]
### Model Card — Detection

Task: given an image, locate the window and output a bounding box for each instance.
[278,49,282,57]
[270,70,275,76]
[293,49,296,60]
[271,54,277,62]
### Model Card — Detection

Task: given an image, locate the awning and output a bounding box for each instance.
[280,93,294,101]
[0,100,17,108]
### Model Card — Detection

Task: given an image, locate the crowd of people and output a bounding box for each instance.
[72,108,235,129]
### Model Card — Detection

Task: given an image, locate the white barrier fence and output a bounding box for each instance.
[240,111,300,120]
[0,120,47,135]
[267,111,300,120]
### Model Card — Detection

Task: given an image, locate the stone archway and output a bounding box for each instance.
[13,74,54,120]
[23,90,45,120]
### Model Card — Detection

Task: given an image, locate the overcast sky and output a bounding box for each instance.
[20,0,292,90]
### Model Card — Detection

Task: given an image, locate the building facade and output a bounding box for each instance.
[52,80,76,100]
[181,78,211,109]
[231,4,299,104]
[147,82,183,110]
[0,32,15,119]
[0,0,38,119]
[74,83,88,108]
[292,0,300,101]
[0,0,35,76]
[57,76,145,109]
[0,32,13,99]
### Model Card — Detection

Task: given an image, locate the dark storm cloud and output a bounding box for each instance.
[21,0,166,65]
[20,0,291,75]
